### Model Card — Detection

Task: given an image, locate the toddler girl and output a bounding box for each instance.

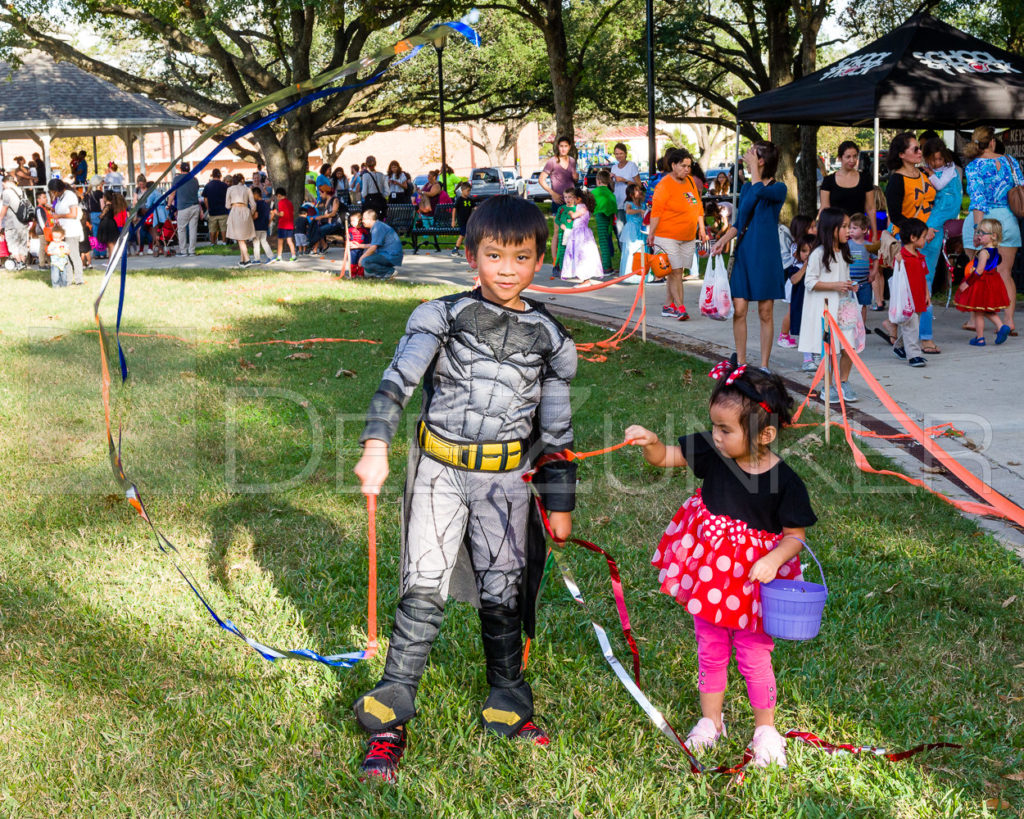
[626,363,816,768]
[954,218,1012,345]
[561,187,603,285]
[344,211,368,278]
[618,183,646,281]
[799,207,860,402]
[777,215,814,348]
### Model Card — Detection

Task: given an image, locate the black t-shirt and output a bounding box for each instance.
[679,432,817,533]
[203,178,229,216]
[455,196,474,228]
[820,172,873,217]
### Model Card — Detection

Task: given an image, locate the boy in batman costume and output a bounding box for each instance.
[352,195,577,784]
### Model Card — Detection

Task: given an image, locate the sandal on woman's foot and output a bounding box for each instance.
[921,342,942,354]
[962,322,976,332]
[684,717,726,754]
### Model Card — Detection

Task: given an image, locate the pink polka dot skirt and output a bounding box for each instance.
[651,490,801,632]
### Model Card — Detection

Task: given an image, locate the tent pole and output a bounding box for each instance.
[873,117,880,188]
[0,140,5,172]
[92,135,98,176]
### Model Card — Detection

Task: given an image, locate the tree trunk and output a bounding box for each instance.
[798,125,820,216]
[764,0,797,222]
[542,5,576,148]
[256,125,313,215]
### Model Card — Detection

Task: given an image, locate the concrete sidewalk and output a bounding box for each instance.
[118,246,1024,551]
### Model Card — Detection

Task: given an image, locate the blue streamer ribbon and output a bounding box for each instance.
[93,23,476,669]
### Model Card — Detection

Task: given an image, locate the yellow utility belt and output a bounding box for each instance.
[417,421,525,472]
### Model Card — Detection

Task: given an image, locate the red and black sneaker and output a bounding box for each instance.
[514,720,550,746]
[359,726,407,784]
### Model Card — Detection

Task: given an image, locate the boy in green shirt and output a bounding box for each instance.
[591,169,618,272]
[552,188,577,275]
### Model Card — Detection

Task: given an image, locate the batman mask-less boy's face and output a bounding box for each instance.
[467,237,544,310]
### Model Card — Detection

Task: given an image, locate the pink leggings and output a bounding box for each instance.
[693,615,777,709]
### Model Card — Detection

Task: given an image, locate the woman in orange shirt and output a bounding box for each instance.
[647,148,708,321]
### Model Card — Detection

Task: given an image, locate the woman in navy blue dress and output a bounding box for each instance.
[711,142,788,370]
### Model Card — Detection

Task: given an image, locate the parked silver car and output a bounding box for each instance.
[469,167,509,202]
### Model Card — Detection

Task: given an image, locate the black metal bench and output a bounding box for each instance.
[411,203,460,253]
[342,202,417,237]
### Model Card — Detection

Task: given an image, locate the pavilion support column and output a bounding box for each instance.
[92,136,99,176]
[138,132,147,176]
[41,132,52,184]
[124,129,136,195]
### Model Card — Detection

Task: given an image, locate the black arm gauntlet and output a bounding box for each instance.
[534,459,577,512]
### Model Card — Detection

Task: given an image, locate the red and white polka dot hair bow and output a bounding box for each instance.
[708,361,745,385]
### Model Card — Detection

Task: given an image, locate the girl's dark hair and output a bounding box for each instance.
[710,365,795,447]
[319,163,331,175]
[921,136,953,164]
[752,141,779,179]
[798,232,816,252]
[625,182,641,203]
[836,140,859,160]
[556,135,571,148]
[887,131,916,171]
[816,207,852,271]
[789,215,813,242]
[576,187,597,212]
[901,217,928,241]
[464,194,548,256]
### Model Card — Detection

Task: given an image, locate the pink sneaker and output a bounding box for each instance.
[776,332,797,348]
[750,725,787,768]
[684,717,726,754]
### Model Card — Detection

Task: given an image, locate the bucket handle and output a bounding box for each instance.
[789,536,827,595]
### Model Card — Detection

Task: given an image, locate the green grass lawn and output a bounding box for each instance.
[1,263,1022,817]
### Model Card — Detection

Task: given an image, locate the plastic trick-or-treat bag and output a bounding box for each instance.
[700,252,734,320]
[836,291,866,353]
[888,255,915,325]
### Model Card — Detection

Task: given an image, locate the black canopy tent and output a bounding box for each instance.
[733,13,1024,185]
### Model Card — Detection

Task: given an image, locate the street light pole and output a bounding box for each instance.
[645,0,656,175]
[434,39,448,195]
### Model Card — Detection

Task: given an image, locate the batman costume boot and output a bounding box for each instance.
[354,589,444,782]
[479,604,549,745]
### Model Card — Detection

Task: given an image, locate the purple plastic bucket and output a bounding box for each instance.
[760,543,827,641]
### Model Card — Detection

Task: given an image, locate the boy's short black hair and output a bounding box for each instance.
[902,217,928,241]
[465,195,548,256]
[274,187,286,196]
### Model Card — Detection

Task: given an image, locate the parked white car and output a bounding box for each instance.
[499,167,525,197]
[525,171,549,202]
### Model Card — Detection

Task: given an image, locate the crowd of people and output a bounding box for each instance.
[0,152,452,280]
[531,125,1019,396]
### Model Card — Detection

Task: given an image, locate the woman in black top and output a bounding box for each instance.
[819,141,876,233]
